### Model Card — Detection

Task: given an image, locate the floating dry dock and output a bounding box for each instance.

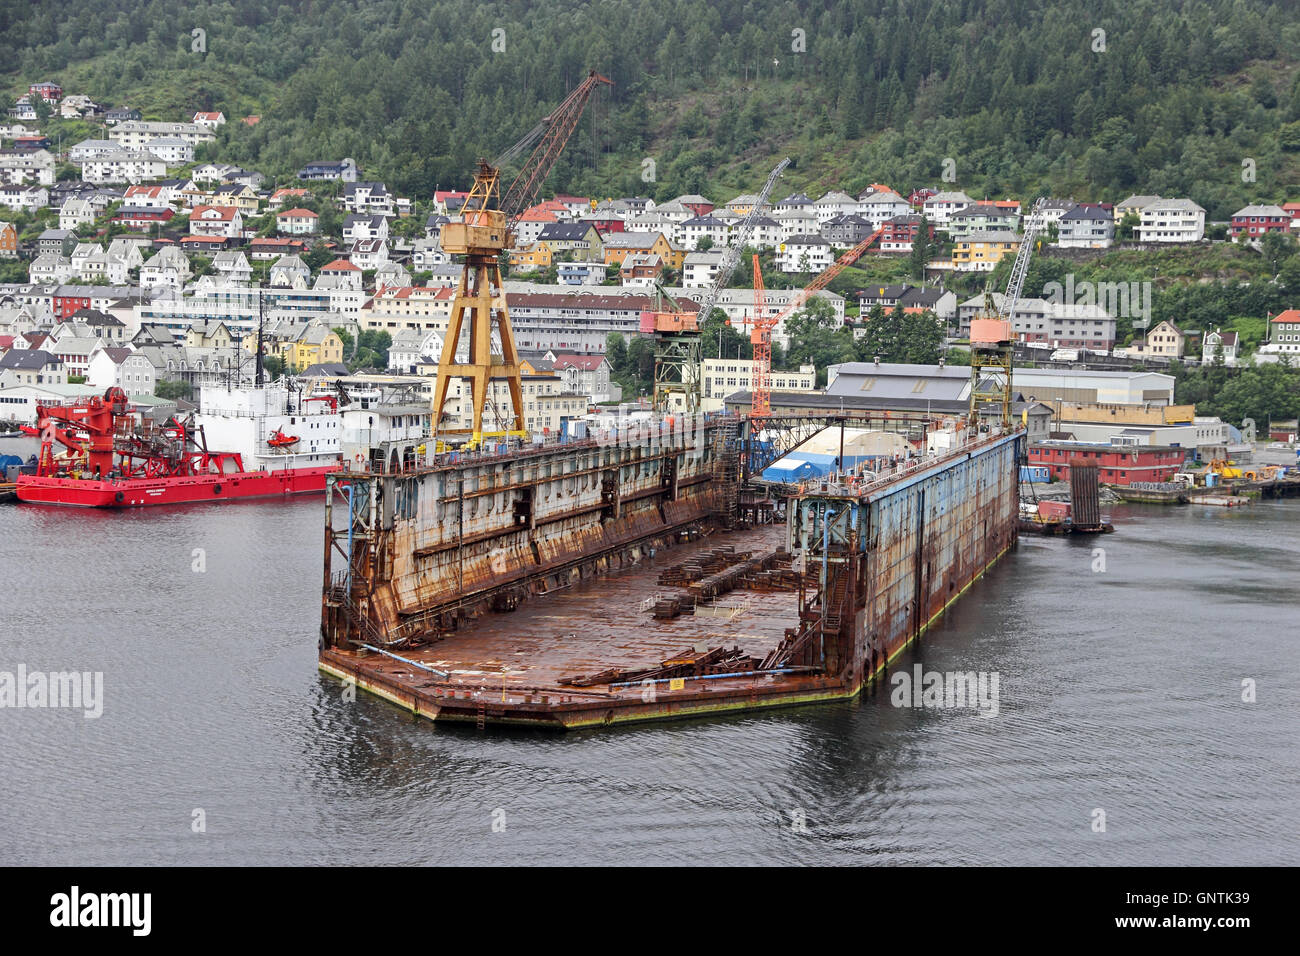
[319,417,1024,728]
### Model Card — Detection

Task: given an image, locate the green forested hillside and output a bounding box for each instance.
[2,0,1299,214]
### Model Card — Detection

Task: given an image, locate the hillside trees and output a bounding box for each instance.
[1,1,1296,214]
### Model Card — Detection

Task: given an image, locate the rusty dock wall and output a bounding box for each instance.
[785,429,1024,694]
[321,418,737,648]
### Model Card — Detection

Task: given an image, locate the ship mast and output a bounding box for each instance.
[255,279,265,387]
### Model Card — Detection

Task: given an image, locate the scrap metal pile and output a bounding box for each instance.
[559,644,764,688]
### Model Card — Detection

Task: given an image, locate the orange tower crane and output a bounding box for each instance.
[432,71,611,448]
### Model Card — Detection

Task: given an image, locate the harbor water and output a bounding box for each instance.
[0,489,1296,865]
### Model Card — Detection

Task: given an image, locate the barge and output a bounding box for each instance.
[318,415,1024,729]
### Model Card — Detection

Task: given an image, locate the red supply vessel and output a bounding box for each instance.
[16,386,335,508]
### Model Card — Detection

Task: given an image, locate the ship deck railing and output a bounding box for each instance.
[792,426,1020,499]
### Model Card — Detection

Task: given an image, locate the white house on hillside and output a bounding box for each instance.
[778,235,834,273]
[1136,198,1205,243]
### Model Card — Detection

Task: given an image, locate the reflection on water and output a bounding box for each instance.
[0,496,1296,865]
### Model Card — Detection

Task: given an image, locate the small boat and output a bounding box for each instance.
[267,429,300,448]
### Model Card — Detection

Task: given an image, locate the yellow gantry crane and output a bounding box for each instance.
[432,71,612,449]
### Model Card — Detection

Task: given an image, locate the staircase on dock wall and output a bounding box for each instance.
[711,419,741,523]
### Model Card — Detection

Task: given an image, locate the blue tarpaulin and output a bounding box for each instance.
[761,458,821,483]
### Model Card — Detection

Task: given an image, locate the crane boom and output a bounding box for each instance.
[648,157,789,415]
[691,157,789,328]
[745,220,890,425]
[497,71,613,225]
[749,254,772,422]
[1001,197,1046,327]
[767,224,885,330]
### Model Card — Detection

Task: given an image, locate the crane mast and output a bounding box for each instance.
[692,158,790,327]
[431,71,611,449]
[749,254,771,422]
[968,197,1046,429]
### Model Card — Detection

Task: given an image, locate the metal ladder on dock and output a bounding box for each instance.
[712,419,741,522]
[822,566,850,634]
[329,587,392,649]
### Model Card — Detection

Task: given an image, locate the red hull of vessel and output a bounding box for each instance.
[16,465,334,508]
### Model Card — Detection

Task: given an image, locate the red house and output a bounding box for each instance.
[583,218,626,235]
[1283,202,1300,232]
[28,81,62,103]
[53,291,92,319]
[878,214,936,252]
[1268,421,1298,443]
[1028,442,1187,486]
[677,195,714,217]
[1230,204,1290,239]
[908,187,937,207]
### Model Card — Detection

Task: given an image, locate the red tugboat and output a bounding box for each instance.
[16,387,336,507]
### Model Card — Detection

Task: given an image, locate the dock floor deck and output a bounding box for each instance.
[320,524,839,727]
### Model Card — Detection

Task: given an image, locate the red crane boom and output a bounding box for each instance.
[768,225,885,330]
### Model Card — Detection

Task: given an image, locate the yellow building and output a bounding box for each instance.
[952,230,1020,272]
[602,232,685,270]
[1129,320,1185,358]
[360,285,456,334]
[184,321,234,350]
[279,324,344,372]
[700,358,817,412]
[437,372,587,435]
[509,242,554,270]
[208,184,261,216]
[724,194,760,217]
